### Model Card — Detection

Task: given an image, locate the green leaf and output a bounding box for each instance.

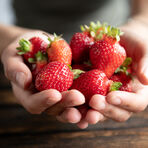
[115,57,132,75]
[90,31,96,37]
[35,51,48,62]
[72,69,85,80]
[68,65,72,70]
[122,57,132,67]
[109,82,122,92]
[80,25,85,32]
[28,58,36,63]
[17,51,26,55]
[17,39,31,53]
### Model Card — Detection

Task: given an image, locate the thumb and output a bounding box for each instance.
[137,56,148,85]
[2,56,32,89]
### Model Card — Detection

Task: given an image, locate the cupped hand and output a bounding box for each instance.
[77,18,148,128]
[1,31,85,124]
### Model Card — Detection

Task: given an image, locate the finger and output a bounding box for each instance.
[85,109,106,124]
[46,89,85,116]
[89,94,132,122]
[2,50,32,89]
[56,108,81,123]
[120,28,148,85]
[137,55,148,85]
[12,83,62,114]
[106,91,148,113]
[77,120,88,129]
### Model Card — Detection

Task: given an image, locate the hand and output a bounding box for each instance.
[1,31,85,124]
[77,18,148,128]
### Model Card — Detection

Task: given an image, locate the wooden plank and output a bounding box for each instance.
[0,90,18,105]
[0,63,10,89]
[1,90,148,147]
[0,104,148,134]
[0,128,148,148]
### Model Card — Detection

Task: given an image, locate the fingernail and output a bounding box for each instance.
[16,72,26,88]
[111,98,121,105]
[97,102,106,110]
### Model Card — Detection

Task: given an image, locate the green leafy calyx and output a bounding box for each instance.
[48,33,62,47]
[109,82,122,92]
[28,51,48,63]
[115,57,132,76]
[80,21,124,41]
[16,39,31,55]
[72,69,85,80]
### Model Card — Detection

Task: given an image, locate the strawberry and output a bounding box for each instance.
[35,61,73,92]
[17,37,48,62]
[110,57,132,92]
[90,26,126,78]
[70,32,94,63]
[110,73,132,92]
[71,69,121,103]
[47,34,72,65]
[31,51,48,79]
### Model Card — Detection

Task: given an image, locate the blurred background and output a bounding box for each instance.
[0,0,15,24]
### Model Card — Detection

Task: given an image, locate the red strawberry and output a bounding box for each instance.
[31,51,48,79]
[110,57,132,92]
[70,32,94,63]
[90,26,126,78]
[47,34,72,65]
[17,37,48,62]
[35,61,73,92]
[110,73,132,92]
[71,69,111,103]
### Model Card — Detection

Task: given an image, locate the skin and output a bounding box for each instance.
[1,0,148,129]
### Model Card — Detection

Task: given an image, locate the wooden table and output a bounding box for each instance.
[1,65,148,148]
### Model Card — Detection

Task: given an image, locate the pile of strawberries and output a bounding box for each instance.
[17,21,132,103]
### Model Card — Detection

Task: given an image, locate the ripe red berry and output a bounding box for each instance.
[31,51,48,79]
[110,72,132,92]
[71,69,111,103]
[35,61,73,92]
[90,39,126,78]
[17,37,48,62]
[70,32,94,63]
[47,34,72,65]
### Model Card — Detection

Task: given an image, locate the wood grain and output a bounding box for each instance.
[1,90,148,148]
[1,128,148,148]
